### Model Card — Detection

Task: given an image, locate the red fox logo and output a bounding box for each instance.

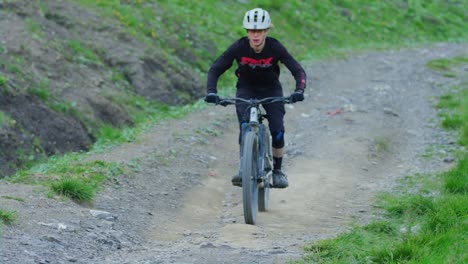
[240,57,273,68]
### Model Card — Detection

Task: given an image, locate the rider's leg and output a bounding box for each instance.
[271,131,285,170]
[265,98,288,188]
[273,147,283,170]
[271,133,288,188]
[270,130,288,188]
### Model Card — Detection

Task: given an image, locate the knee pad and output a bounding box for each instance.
[271,130,285,148]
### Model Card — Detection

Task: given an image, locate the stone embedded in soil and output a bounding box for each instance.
[89,210,118,222]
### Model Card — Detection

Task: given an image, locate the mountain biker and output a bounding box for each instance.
[205,7,306,188]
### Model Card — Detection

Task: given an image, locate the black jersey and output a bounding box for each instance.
[207,37,306,93]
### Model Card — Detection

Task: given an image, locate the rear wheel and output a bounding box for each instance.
[241,131,259,225]
[259,129,272,212]
[258,177,270,212]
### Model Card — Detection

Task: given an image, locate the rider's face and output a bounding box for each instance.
[247,29,268,47]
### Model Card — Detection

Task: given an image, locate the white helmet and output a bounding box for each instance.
[243,8,271,30]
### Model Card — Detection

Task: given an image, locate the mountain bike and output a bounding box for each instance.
[217,96,291,225]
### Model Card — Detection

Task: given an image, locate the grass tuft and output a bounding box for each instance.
[51,178,96,203]
[0,75,6,86]
[8,154,125,203]
[1,195,26,202]
[363,220,397,235]
[374,137,390,153]
[425,195,467,233]
[443,158,468,194]
[0,209,17,225]
[378,193,435,218]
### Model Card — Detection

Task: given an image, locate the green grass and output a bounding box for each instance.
[4,153,125,203]
[0,75,6,86]
[75,0,468,89]
[67,40,101,65]
[443,158,468,194]
[51,178,96,203]
[0,209,17,225]
[1,195,26,202]
[25,18,43,39]
[0,111,7,127]
[374,137,390,153]
[440,112,463,130]
[436,94,461,109]
[430,57,468,145]
[293,57,468,264]
[30,87,50,101]
[0,111,15,127]
[91,94,195,151]
[44,158,123,203]
[296,172,467,263]
[427,56,468,77]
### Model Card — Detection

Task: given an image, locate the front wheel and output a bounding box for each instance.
[259,129,272,212]
[240,131,259,225]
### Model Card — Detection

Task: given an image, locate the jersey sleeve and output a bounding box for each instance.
[206,41,238,94]
[276,41,307,92]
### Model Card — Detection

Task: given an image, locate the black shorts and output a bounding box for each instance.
[235,86,285,133]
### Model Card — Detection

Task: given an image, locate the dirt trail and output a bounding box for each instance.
[102,43,466,263]
[1,43,466,264]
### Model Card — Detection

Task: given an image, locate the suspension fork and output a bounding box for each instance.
[240,105,261,156]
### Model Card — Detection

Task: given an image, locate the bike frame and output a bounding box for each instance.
[221,97,290,183]
[216,96,290,224]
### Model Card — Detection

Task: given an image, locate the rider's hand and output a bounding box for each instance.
[205,93,220,104]
[290,90,304,103]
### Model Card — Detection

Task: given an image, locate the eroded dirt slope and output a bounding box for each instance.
[0,0,206,176]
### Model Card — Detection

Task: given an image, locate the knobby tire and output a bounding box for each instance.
[241,131,259,225]
[258,129,272,212]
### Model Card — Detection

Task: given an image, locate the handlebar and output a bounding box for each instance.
[217,96,291,107]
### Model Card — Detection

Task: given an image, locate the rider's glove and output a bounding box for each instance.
[290,90,304,103]
[205,93,220,104]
